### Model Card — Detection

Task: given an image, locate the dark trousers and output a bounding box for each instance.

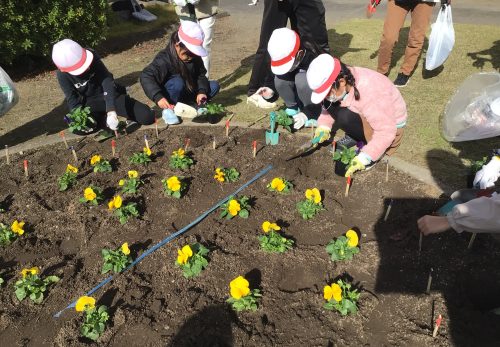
[163,75,220,104]
[327,102,367,143]
[85,94,155,126]
[247,0,330,96]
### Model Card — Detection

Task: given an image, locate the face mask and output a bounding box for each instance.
[326,89,347,103]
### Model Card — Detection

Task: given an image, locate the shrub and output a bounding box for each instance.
[0,0,108,66]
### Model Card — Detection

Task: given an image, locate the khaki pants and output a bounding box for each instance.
[361,116,405,157]
[377,0,435,76]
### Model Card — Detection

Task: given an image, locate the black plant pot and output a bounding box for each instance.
[466,172,476,188]
[334,161,348,177]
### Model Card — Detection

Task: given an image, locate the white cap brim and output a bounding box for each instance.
[311,85,332,104]
[68,50,94,76]
[180,38,208,57]
[271,58,295,76]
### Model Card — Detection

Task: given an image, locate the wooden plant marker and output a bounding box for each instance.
[225,119,230,137]
[419,232,423,252]
[385,159,389,182]
[252,140,257,158]
[467,233,477,250]
[154,118,159,138]
[5,145,10,165]
[59,131,69,149]
[23,160,28,179]
[70,146,78,163]
[184,138,190,152]
[344,176,352,197]
[426,268,433,294]
[311,124,315,140]
[432,314,442,337]
[212,137,216,150]
[144,135,150,151]
[114,130,119,139]
[383,199,393,221]
[111,139,116,157]
[332,140,337,154]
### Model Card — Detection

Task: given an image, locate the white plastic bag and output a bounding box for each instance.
[442,72,500,142]
[0,66,19,117]
[425,5,455,71]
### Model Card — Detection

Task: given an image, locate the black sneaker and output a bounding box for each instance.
[337,135,358,149]
[394,73,410,87]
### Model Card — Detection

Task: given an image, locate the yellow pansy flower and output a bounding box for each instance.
[177,245,193,265]
[11,220,25,235]
[230,276,250,300]
[66,164,78,173]
[143,147,152,156]
[128,170,138,179]
[108,195,123,210]
[305,188,321,204]
[270,178,285,192]
[214,168,225,182]
[324,283,342,302]
[173,148,185,157]
[75,296,96,312]
[262,221,281,233]
[121,242,130,255]
[118,179,125,186]
[84,187,97,201]
[167,176,181,192]
[21,267,39,278]
[346,229,359,248]
[90,155,101,166]
[228,199,241,216]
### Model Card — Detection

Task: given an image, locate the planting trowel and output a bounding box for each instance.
[285,131,324,161]
[265,111,279,145]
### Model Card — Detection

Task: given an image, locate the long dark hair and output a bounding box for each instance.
[166,31,195,92]
[334,62,360,101]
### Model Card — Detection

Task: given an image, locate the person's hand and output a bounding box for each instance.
[292,112,308,130]
[106,111,119,131]
[418,215,451,235]
[157,98,172,109]
[196,93,207,105]
[313,126,331,144]
[255,87,274,100]
[345,152,372,177]
[473,155,500,189]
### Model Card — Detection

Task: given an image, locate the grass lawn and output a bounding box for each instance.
[217,19,500,190]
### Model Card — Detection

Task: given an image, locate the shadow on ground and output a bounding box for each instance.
[467,40,500,71]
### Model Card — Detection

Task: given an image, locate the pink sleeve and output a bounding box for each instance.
[447,194,500,233]
[317,107,335,129]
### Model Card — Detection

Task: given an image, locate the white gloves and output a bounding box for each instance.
[473,155,500,189]
[255,87,274,100]
[292,112,308,130]
[173,0,199,6]
[106,111,119,131]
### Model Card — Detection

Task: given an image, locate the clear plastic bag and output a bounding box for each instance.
[442,72,500,142]
[425,5,455,71]
[0,66,19,117]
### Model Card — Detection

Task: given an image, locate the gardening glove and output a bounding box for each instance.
[106,111,119,131]
[187,0,200,4]
[255,87,274,100]
[313,126,331,144]
[292,112,308,130]
[345,152,372,177]
[173,0,188,6]
[473,155,500,189]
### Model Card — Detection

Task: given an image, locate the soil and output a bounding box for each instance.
[1,126,500,347]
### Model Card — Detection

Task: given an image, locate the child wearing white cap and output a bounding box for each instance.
[140,21,220,125]
[260,28,322,130]
[306,54,408,177]
[52,39,155,134]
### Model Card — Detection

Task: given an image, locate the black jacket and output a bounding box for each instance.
[56,51,122,112]
[140,47,209,103]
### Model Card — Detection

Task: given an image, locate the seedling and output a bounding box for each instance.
[58,164,78,191]
[227,276,261,312]
[326,229,360,261]
[101,243,132,274]
[14,267,60,304]
[267,177,293,193]
[214,167,240,183]
[259,221,294,253]
[175,243,209,278]
[333,145,357,165]
[471,156,488,174]
[75,296,109,341]
[65,106,96,133]
[323,279,360,316]
[90,155,112,173]
[79,186,104,205]
[275,109,293,132]
[108,195,139,224]
[206,102,226,116]
[169,148,194,170]
[129,147,153,165]
[0,220,25,246]
[119,170,143,195]
[296,188,324,220]
[162,176,187,198]
[220,196,250,219]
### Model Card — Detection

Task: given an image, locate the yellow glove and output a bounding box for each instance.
[313,126,331,144]
[345,152,372,177]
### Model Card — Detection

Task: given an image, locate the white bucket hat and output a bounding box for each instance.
[52,39,94,76]
[306,54,342,104]
[267,28,301,76]
[178,21,207,57]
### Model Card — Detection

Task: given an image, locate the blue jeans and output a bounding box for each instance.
[164,75,220,104]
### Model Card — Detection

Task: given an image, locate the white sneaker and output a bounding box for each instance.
[246,93,276,109]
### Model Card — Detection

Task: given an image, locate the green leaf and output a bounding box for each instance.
[15,287,26,301]
[239,209,249,219]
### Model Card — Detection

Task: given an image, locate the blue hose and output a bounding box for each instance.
[54,165,273,318]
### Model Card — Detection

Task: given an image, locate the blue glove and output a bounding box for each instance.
[162,109,180,125]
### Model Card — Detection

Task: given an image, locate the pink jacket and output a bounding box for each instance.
[318,66,408,161]
[447,193,500,233]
